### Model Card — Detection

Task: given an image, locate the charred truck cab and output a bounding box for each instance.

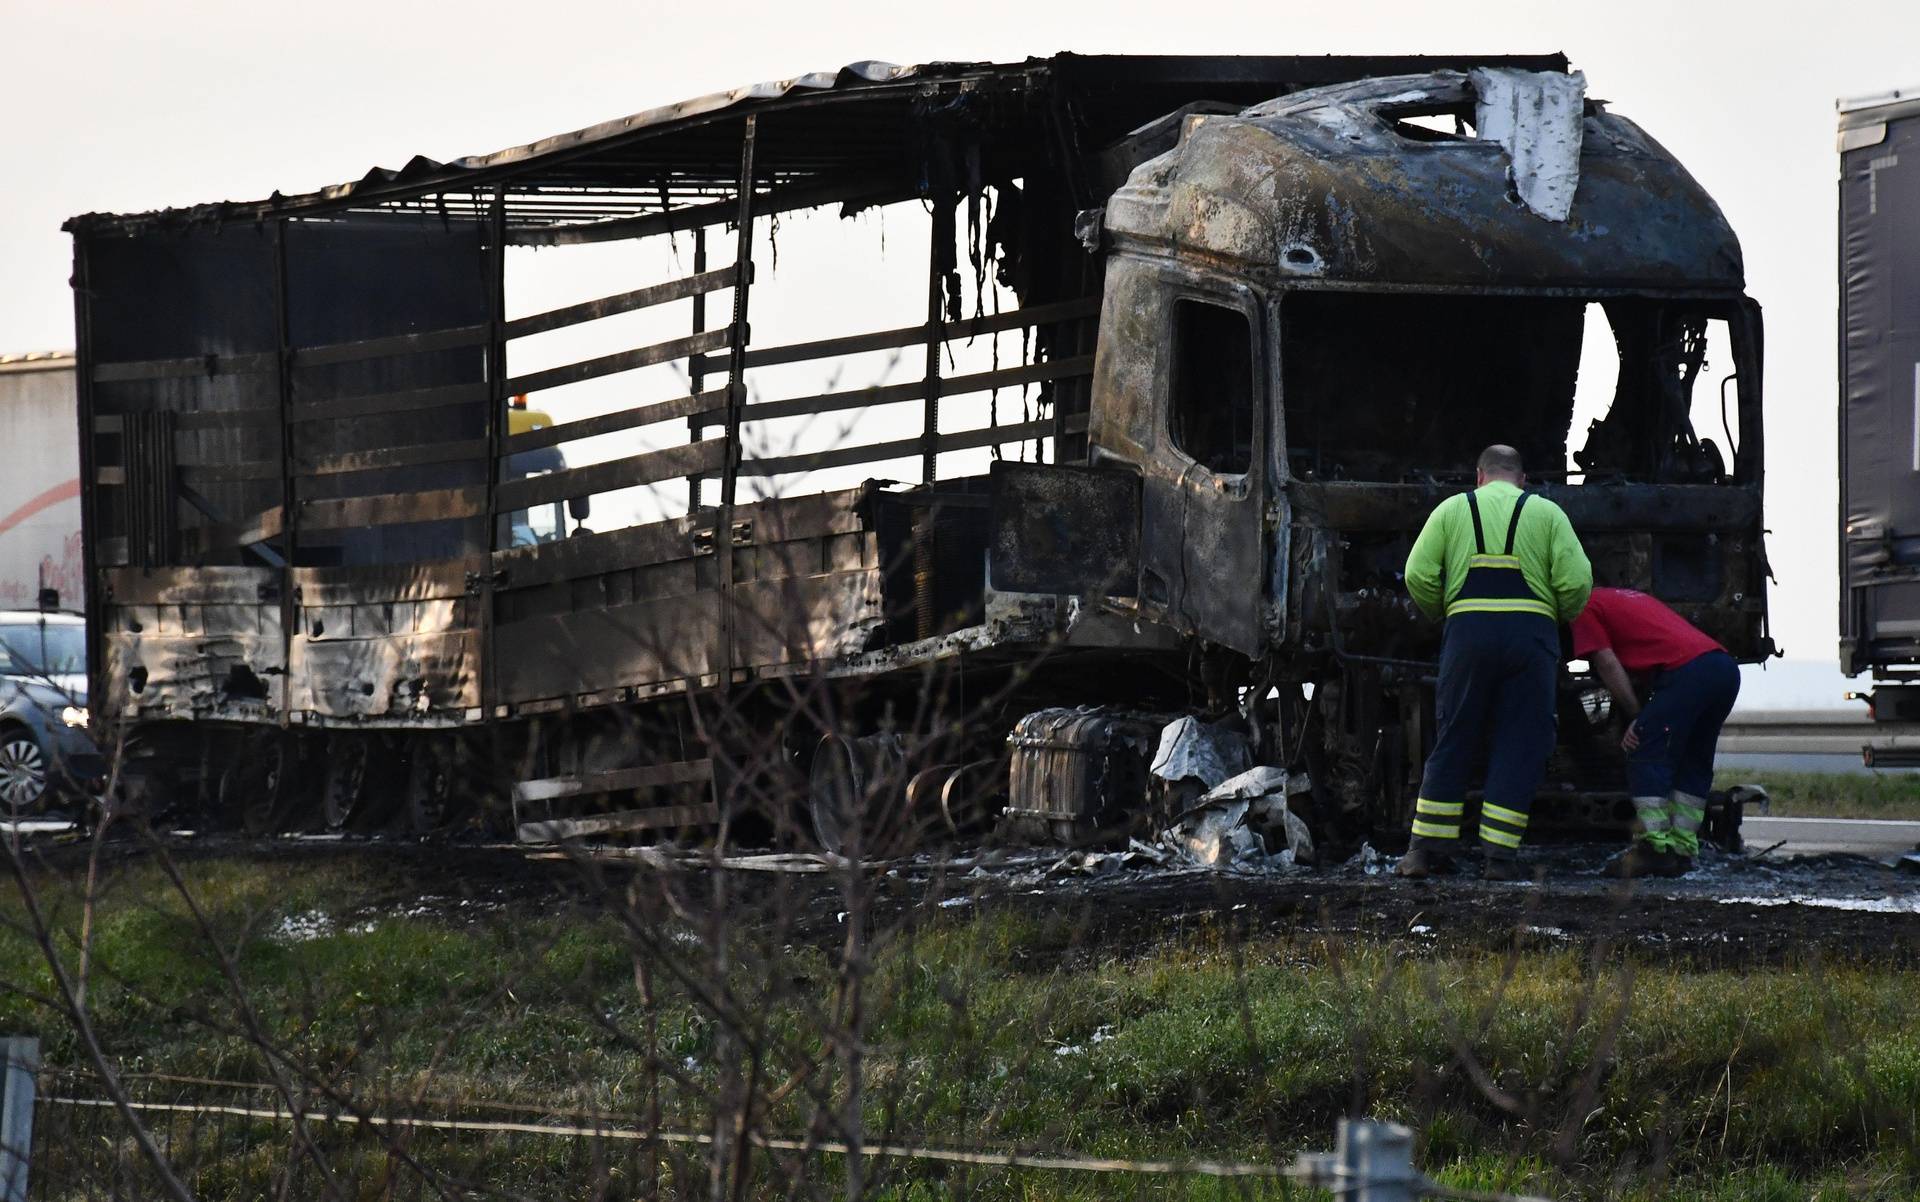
[1080,71,1770,841]
[66,55,1767,848]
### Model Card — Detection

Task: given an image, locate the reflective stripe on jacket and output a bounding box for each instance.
[1403,480,1592,623]
[1449,491,1551,617]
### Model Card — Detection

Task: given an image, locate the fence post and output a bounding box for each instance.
[1343,1119,1423,1202]
[0,1036,40,1202]
[1293,1118,1425,1202]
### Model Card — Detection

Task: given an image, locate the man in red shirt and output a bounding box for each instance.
[1570,587,1741,877]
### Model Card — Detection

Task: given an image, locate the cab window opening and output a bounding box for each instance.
[1168,298,1255,476]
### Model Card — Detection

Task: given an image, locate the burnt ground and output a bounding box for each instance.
[11,825,1920,968]
[868,840,1920,967]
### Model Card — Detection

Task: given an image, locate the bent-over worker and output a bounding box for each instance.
[1396,445,1592,880]
[1571,586,1740,877]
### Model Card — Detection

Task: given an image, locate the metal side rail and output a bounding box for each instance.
[513,758,717,843]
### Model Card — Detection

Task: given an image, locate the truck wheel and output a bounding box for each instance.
[321,737,374,831]
[404,737,462,835]
[808,732,905,857]
[225,734,307,835]
[0,727,48,815]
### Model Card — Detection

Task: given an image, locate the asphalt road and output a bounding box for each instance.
[1718,751,1919,775]
[1743,815,1920,861]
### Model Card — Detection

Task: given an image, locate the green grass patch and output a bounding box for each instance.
[1715,768,1920,819]
[3,852,1918,1199]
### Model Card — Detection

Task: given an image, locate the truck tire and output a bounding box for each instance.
[808,732,906,857]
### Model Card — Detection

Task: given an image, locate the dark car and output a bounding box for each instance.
[0,611,104,813]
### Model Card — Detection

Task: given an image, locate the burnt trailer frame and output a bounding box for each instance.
[67,52,1769,845]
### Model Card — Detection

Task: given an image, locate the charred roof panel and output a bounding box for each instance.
[1102,70,1743,291]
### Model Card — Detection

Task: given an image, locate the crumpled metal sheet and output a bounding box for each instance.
[1148,715,1251,789]
[1169,798,1264,866]
[1159,765,1314,869]
[1470,68,1587,221]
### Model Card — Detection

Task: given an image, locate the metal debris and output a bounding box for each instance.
[1470,68,1587,220]
[1156,766,1313,869]
[1149,717,1251,792]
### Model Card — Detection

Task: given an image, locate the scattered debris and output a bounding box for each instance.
[1155,766,1314,870]
[1046,842,1170,877]
[1714,894,1920,914]
[1167,798,1265,867]
[1145,718,1312,870]
[272,911,335,944]
[1349,843,1394,875]
[1149,717,1251,793]
[1051,1024,1117,1057]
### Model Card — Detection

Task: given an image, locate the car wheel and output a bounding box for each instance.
[0,728,49,815]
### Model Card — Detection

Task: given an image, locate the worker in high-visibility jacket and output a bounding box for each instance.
[1396,445,1593,880]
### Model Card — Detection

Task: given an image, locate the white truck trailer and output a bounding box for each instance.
[0,353,82,610]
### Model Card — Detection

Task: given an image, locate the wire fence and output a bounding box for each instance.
[19,1067,1328,1201]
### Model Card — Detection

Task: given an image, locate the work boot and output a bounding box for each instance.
[1605,841,1681,879]
[1394,845,1455,879]
[1480,856,1528,883]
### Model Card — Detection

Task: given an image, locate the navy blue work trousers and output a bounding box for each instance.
[1628,649,1740,799]
[1410,613,1559,853]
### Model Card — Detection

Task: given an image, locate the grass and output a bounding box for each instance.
[1714,768,1920,819]
[3,850,1918,1199]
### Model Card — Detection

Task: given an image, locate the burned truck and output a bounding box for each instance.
[66,54,1769,849]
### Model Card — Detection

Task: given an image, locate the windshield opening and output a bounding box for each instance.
[1279,292,1748,485]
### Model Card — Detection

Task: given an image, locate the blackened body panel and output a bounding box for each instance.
[82,227,285,728]
[99,566,284,724]
[489,490,882,707]
[1840,107,1920,673]
[288,560,482,722]
[79,216,498,731]
[987,462,1141,597]
[1099,259,1268,655]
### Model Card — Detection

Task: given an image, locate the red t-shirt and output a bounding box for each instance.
[1569,587,1723,675]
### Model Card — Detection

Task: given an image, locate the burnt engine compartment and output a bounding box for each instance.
[1272,290,1767,846]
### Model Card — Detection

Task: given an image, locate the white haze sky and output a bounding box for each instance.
[2,0,1915,701]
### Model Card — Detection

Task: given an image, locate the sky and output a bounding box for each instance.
[1,0,1915,703]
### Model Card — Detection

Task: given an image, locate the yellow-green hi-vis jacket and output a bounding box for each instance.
[1403,480,1593,623]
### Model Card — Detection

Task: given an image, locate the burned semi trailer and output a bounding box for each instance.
[67,54,1768,848]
